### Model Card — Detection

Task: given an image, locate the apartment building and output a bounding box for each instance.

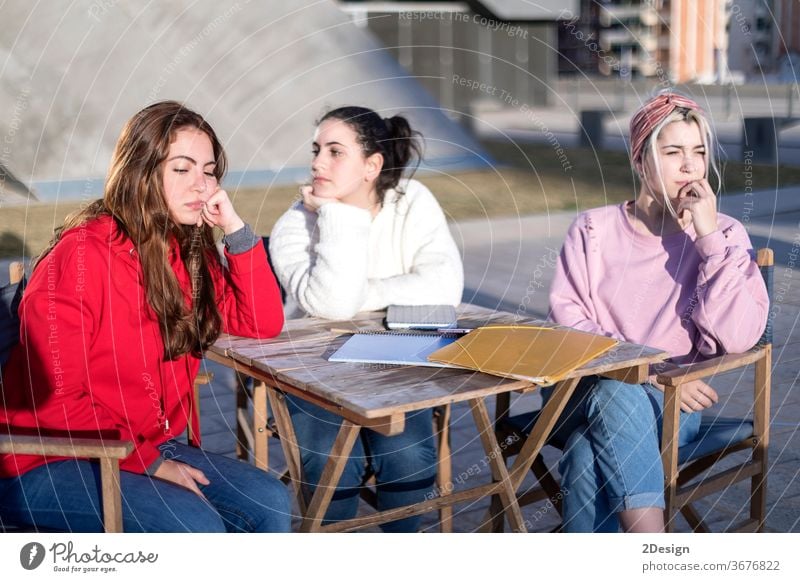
[561,1,794,83]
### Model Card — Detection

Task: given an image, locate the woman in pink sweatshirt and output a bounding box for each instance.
[546,93,768,532]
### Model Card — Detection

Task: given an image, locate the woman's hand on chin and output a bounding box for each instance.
[199,188,245,235]
[677,179,718,238]
[301,184,339,213]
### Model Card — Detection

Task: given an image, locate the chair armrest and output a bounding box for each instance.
[0,434,134,532]
[655,348,766,387]
[0,434,133,459]
[188,371,215,445]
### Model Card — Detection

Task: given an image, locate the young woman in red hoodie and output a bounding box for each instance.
[0,101,290,532]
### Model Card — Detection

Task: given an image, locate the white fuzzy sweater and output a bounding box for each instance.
[269,179,464,319]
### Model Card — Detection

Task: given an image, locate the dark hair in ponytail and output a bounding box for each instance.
[318,106,423,204]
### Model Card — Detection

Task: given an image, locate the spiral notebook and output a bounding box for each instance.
[328,331,463,368]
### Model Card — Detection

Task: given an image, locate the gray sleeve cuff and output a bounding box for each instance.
[222,223,259,254]
[145,456,165,476]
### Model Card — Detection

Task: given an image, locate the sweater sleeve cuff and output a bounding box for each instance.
[695,229,726,260]
[144,456,165,476]
[222,223,259,254]
[120,439,161,474]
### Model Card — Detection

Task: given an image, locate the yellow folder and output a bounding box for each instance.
[427,325,618,386]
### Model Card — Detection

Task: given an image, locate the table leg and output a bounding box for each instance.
[507,376,580,491]
[252,380,269,471]
[469,398,528,533]
[436,404,453,533]
[300,420,362,533]
[478,376,581,531]
[267,387,309,515]
[234,371,250,462]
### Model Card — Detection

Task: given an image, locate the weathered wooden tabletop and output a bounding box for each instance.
[209,304,668,419]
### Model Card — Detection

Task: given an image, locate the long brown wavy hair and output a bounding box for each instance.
[34,101,228,360]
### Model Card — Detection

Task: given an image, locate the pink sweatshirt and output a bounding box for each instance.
[549,203,769,364]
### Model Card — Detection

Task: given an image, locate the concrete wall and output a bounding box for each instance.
[360,10,557,115]
[0,0,486,200]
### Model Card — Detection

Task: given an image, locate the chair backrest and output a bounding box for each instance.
[756,248,773,346]
[262,236,286,305]
[1,262,25,368]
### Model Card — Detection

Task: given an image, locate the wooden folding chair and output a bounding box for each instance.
[0,435,133,532]
[657,248,774,532]
[492,248,774,533]
[186,369,214,445]
[0,262,133,533]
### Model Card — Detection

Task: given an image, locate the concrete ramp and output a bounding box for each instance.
[0,162,35,204]
[0,0,486,202]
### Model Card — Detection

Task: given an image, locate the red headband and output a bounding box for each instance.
[629,93,702,169]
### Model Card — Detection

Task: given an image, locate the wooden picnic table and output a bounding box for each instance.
[206,304,668,532]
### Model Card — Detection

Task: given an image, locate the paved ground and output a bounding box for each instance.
[194,186,800,533]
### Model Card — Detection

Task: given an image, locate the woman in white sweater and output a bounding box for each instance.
[270,106,463,531]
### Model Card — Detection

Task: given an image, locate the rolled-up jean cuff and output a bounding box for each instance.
[608,491,665,513]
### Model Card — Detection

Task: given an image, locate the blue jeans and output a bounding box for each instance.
[287,395,437,532]
[0,441,291,532]
[542,376,701,532]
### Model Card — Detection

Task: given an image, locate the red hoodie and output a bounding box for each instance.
[0,215,283,476]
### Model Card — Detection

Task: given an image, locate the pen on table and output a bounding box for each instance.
[329,327,474,335]
[438,328,474,334]
[330,327,360,335]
